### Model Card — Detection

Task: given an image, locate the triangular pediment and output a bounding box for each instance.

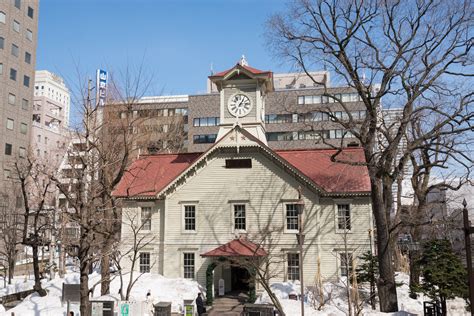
[226,72,252,81]
[154,126,327,198]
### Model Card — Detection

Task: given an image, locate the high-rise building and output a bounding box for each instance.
[0,0,39,188]
[32,70,71,166]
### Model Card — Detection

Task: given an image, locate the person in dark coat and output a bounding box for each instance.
[196,292,206,315]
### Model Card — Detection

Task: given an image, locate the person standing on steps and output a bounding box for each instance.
[196,292,206,315]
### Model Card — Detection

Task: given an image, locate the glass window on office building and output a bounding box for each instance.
[13,20,20,33]
[26,29,33,41]
[27,6,34,18]
[11,44,19,57]
[10,68,17,81]
[25,52,31,64]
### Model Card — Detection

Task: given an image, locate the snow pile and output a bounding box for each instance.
[257,272,469,316]
[0,277,35,296]
[2,271,469,315]
[4,272,201,315]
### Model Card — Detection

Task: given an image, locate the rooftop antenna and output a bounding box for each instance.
[210,62,214,75]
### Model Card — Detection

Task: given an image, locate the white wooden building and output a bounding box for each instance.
[113,61,373,296]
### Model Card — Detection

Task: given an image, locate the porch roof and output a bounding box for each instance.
[201,237,268,257]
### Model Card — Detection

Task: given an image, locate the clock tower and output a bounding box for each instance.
[209,57,274,145]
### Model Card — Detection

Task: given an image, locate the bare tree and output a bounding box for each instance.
[0,191,22,285]
[15,156,58,296]
[53,62,161,315]
[267,0,473,311]
[113,209,155,300]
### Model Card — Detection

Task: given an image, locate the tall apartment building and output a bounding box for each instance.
[32,70,71,165]
[0,0,39,189]
[103,63,366,154]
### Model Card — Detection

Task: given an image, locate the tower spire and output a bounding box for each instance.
[239,55,248,66]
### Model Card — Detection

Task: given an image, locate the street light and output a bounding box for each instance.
[296,188,305,316]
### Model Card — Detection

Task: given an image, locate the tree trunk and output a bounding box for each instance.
[80,253,91,316]
[8,256,15,285]
[59,244,65,278]
[32,244,46,296]
[370,178,398,312]
[100,246,111,295]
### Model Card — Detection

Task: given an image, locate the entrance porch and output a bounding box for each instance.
[201,237,267,306]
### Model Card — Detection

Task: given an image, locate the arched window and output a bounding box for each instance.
[0,12,5,24]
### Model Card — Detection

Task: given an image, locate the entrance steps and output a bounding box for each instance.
[207,292,248,316]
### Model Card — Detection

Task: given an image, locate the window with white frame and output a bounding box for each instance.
[8,93,16,105]
[26,29,33,41]
[20,123,27,134]
[183,253,195,279]
[0,12,5,24]
[184,205,196,231]
[287,253,300,281]
[6,118,13,130]
[11,44,19,57]
[337,204,351,231]
[233,204,246,231]
[285,204,299,231]
[141,207,151,230]
[139,252,150,273]
[13,20,20,33]
[340,252,353,277]
[19,147,26,158]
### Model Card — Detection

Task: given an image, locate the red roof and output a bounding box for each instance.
[112,147,370,198]
[211,64,272,78]
[275,148,370,193]
[112,153,201,198]
[201,238,268,257]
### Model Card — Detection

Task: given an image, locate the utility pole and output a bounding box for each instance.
[462,199,474,316]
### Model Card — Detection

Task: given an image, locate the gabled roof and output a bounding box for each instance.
[112,127,370,199]
[112,153,201,198]
[276,149,370,194]
[209,63,274,92]
[211,64,272,79]
[201,237,268,257]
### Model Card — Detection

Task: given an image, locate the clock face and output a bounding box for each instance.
[228,94,252,117]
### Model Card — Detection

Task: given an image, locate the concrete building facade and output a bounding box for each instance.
[103,63,366,154]
[32,70,71,166]
[0,0,39,188]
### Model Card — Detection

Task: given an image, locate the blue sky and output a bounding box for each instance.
[37,0,292,97]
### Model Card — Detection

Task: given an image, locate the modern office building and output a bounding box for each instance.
[103,59,366,155]
[32,70,71,165]
[0,0,39,188]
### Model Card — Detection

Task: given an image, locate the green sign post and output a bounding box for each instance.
[185,305,194,316]
[121,303,129,316]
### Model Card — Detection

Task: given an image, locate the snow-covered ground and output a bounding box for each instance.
[0,271,202,316]
[257,272,469,316]
[0,271,468,315]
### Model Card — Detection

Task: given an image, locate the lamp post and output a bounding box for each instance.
[462,199,474,315]
[397,233,420,299]
[296,189,305,316]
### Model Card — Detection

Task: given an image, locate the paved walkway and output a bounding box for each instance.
[207,292,248,316]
